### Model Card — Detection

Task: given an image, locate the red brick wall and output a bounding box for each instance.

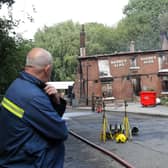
[75,51,167,102]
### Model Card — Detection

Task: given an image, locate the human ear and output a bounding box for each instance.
[44,64,51,73]
[44,64,52,80]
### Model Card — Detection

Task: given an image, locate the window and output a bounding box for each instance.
[160,55,168,68]
[162,76,168,92]
[98,60,111,78]
[129,57,140,71]
[130,57,137,67]
[102,83,112,97]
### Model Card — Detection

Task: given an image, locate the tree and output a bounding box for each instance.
[120,0,168,50]
[0,0,15,94]
[0,0,34,94]
[34,20,81,81]
[84,23,115,55]
[159,12,168,34]
[34,21,119,81]
[0,0,14,7]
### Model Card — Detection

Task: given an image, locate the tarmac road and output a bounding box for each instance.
[64,108,168,168]
[65,135,122,168]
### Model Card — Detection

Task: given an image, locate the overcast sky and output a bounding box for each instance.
[0,0,129,39]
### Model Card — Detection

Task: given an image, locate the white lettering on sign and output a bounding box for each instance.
[140,56,156,64]
[111,59,127,68]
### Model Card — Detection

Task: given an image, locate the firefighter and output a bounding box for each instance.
[0,48,68,168]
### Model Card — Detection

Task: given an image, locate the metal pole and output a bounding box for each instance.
[91,93,95,111]
[79,60,83,100]
[86,64,89,106]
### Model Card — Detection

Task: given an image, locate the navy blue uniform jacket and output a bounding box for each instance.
[0,71,68,168]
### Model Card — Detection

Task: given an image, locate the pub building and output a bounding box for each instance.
[73,25,168,105]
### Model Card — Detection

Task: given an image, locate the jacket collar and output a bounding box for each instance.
[19,71,45,88]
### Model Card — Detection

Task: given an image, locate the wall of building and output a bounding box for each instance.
[74,50,168,103]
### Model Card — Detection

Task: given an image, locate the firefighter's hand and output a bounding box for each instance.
[44,84,60,104]
[44,84,57,95]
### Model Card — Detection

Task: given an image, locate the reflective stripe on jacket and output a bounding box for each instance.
[0,71,68,168]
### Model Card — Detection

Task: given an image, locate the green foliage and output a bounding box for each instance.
[0,0,14,8]
[34,20,80,81]
[0,37,34,93]
[34,21,119,81]
[121,0,168,50]
[160,96,168,105]
[84,23,115,54]
[0,0,34,94]
[159,12,168,33]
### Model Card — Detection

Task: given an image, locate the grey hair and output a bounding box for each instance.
[26,48,53,68]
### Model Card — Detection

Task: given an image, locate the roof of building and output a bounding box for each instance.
[78,49,168,60]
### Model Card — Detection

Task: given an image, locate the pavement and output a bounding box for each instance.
[71,102,168,117]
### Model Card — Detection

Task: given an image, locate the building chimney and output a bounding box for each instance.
[130,41,135,52]
[80,24,86,56]
[161,32,168,50]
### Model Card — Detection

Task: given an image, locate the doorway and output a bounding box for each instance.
[131,77,141,96]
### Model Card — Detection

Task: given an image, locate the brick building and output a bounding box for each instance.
[73,26,168,104]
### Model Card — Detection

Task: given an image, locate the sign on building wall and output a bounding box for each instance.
[111,59,127,68]
[98,60,111,77]
[140,56,156,64]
